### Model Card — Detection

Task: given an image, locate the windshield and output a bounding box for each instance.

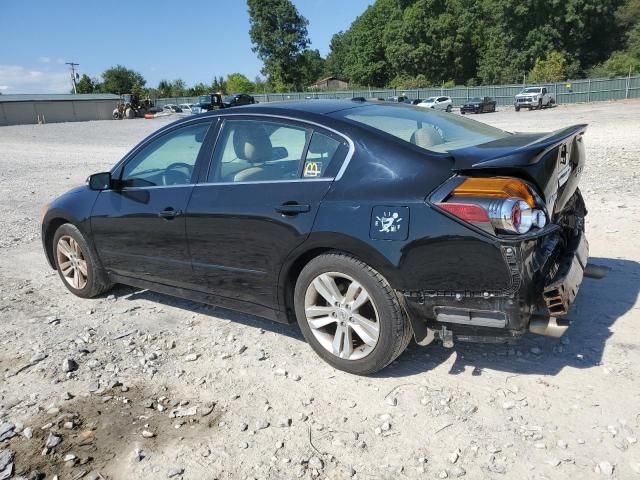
[223,95,235,103]
[198,96,210,103]
[470,97,482,102]
[522,88,541,93]
[333,104,510,153]
[423,97,436,102]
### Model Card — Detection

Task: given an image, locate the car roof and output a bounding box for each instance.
[204,99,370,116]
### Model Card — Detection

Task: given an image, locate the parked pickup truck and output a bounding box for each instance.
[514,86,555,111]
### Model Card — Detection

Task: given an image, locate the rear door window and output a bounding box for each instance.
[302,132,341,178]
[208,119,307,183]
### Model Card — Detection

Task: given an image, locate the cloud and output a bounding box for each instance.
[38,57,65,64]
[0,65,71,94]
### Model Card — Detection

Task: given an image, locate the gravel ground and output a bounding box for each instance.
[1,101,639,480]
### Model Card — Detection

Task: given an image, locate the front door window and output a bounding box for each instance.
[121,122,211,187]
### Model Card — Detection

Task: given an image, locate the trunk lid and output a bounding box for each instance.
[448,124,587,215]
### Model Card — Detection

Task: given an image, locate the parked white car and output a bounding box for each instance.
[179,103,195,114]
[417,96,453,112]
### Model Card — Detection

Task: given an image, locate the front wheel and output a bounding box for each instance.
[515,106,520,112]
[294,252,412,375]
[53,223,112,298]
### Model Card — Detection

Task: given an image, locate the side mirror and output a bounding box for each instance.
[88,172,112,191]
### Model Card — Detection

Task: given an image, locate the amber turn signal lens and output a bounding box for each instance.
[452,178,535,208]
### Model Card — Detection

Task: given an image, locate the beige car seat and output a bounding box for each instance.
[410,126,444,149]
[232,124,274,182]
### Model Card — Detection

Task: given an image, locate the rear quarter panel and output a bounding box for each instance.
[302,133,512,292]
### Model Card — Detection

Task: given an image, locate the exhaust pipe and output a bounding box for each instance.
[529,315,570,337]
[584,263,609,279]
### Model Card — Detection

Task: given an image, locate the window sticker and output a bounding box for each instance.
[304,161,322,177]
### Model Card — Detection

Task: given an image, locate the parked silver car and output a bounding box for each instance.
[514,87,555,111]
[417,96,453,112]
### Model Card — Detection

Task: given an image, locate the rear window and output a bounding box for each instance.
[333,104,509,153]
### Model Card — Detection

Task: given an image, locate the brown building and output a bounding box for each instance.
[310,76,349,90]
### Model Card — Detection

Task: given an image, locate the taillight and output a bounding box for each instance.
[438,203,489,223]
[435,177,547,235]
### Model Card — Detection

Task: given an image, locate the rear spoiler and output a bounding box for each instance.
[449,124,588,171]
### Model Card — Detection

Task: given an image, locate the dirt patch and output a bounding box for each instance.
[5,385,218,479]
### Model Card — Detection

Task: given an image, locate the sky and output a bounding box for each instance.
[0,0,374,94]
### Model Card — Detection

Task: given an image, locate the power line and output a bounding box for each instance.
[66,62,80,94]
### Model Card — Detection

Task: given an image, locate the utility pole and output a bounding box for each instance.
[66,62,80,94]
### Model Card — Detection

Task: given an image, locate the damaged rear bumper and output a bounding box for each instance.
[401,227,590,345]
[542,233,588,316]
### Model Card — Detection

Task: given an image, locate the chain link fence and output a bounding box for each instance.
[153,74,640,108]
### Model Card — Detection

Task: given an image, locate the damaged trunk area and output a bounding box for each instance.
[405,124,601,346]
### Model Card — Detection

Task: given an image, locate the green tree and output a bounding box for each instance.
[226,73,254,93]
[590,51,640,76]
[324,32,348,78]
[590,0,640,76]
[157,79,172,98]
[171,79,187,96]
[342,0,399,86]
[528,51,578,82]
[253,75,270,93]
[327,0,627,87]
[211,76,226,93]
[247,0,310,91]
[75,74,96,94]
[97,65,146,94]
[300,49,325,87]
[187,82,210,96]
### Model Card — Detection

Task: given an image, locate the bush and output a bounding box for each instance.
[590,52,640,77]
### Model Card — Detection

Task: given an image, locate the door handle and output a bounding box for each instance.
[158,208,182,219]
[275,203,311,215]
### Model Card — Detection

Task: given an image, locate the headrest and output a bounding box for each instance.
[410,126,444,149]
[233,124,272,163]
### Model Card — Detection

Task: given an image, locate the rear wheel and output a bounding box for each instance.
[515,106,520,112]
[294,252,412,375]
[53,224,112,298]
[446,104,452,113]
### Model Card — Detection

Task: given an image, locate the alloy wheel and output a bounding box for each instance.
[56,235,88,290]
[304,272,380,360]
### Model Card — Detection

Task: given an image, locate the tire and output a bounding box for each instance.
[52,223,112,299]
[446,104,452,113]
[294,252,412,375]
[125,107,135,119]
[537,99,542,110]
[112,109,121,120]
[515,106,520,112]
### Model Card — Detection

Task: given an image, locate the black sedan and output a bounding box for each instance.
[222,93,255,108]
[42,101,595,374]
[460,96,497,114]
